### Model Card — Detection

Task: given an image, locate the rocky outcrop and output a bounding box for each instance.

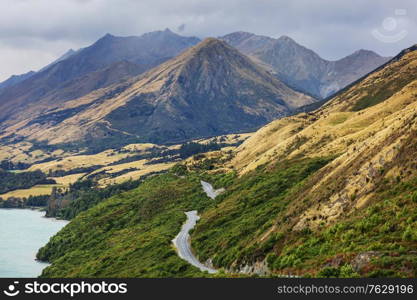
[229,259,271,276]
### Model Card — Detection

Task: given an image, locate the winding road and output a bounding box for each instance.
[173,181,300,277]
[172,181,222,274]
[172,211,217,273]
[201,180,225,199]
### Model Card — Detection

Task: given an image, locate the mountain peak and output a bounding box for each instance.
[64,48,75,55]
[197,37,224,47]
[11,36,313,146]
[275,35,306,50]
[351,49,380,58]
[141,28,179,39]
[277,35,296,43]
[183,38,241,63]
[222,31,255,40]
[102,33,116,39]
[59,49,76,60]
[95,33,117,45]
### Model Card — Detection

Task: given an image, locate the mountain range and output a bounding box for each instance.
[0,29,390,153]
[0,29,200,126]
[0,38,314,149]
[221,32,391,98]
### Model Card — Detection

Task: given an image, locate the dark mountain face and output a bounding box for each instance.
[0,38,314,148]
[221,32,391,99]
[38,49,77,73]
[103,38,315,143]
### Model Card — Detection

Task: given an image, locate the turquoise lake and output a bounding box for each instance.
[0,209,68,277]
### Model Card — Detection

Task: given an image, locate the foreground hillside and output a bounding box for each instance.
[38,156,330,277]
[38,45,417,278]
[38,173,208,277]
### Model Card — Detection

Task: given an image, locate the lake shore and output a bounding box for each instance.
[0,208,69,277]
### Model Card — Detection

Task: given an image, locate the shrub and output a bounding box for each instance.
[339,265,360,278]
[317,267,340,277]
[411,192,417,203]
[402,225,416,241]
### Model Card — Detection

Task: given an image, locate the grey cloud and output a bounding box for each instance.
[0,0,417,81]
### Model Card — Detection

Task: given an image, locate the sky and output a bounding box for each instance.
[0,0,417,81]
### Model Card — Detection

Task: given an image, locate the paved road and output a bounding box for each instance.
[172,181,223,273]
[172,211,217,273]
[173,181,299,277]
[200,180,225,199]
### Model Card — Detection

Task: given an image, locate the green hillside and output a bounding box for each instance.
[37,172,209,277]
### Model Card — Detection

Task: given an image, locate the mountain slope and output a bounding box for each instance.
[38,49,77,72]
[0,29,200,127]
[0,71,35,91]
[0,49,78,92]
[37,173,209,278]
[221,32,391,98]
[165,44,415,277]
[232,44,417,174]
[0,38,314,148]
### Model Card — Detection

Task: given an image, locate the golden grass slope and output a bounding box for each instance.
[0,133,249,199]
[0,184,64,199]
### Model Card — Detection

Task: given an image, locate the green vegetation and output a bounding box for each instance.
[177,142,226,159]
[35,154,417,278]
[37,157,332,277]
[191,157,333,269]
[48,179,142,219]
[47,166,103,177]
[0,160,31,170]
[26,194,50,206]
[37,172,216,277]
[0,169,55,194]
[265,176,417,277]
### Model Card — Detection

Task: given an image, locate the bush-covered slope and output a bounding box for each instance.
[265,175,417,277]
[37,173,211,278]
[201,44,417,277]
[189,154,417,277]
[191,157,333,268]
[37,156,333,278]
[46,178,142,219]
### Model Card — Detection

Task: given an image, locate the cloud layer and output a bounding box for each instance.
[1,0,416,81]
